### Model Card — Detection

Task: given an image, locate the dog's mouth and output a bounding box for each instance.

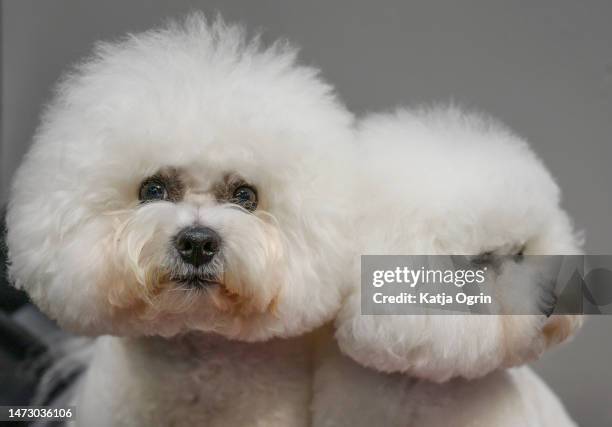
[170,274,222,290]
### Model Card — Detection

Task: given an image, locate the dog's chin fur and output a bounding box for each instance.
[333,107,583,382]
[6,14,356,342]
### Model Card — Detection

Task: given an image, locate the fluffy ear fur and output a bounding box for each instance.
[334,106,583,382]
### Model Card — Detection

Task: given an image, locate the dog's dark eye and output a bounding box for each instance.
[472,251,494,266]
[231,185,257,211]
[139,180,168,202]
[514,246,526,263]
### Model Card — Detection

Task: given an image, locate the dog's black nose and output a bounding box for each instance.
[174,226,221,266]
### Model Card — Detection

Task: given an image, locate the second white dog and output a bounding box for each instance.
[313,107,582,427]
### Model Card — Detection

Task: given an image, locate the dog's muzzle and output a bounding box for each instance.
[174,226,221,267]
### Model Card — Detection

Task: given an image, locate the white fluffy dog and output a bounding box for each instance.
[312,107,582,427]
[7,15,356,427]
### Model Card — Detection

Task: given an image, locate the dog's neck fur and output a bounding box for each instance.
[74,332,313,427]
[311,339,576,427]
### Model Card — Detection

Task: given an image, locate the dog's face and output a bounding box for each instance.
[7,16,354,340]
[335,108,582,382]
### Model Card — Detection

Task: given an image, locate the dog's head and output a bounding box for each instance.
[7,15,355,340]
[335,107,582,382]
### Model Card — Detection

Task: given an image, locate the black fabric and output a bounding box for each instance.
[0,305,85,427]
[1,207,29,312]
[0,311,50,405]
[0,207,54,426]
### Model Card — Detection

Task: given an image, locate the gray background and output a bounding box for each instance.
[1,0,611,424]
